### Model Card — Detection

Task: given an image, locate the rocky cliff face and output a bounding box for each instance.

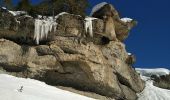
[0,3,144,100]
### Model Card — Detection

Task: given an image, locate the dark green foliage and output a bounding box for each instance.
[16,0,32,11]
[30,0,89,16]
[1,0,13,10]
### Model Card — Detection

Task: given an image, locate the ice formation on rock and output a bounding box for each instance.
[84,17,97,37]
[34,12,68,44]
[34,18,57,44]
[90,2,108,16]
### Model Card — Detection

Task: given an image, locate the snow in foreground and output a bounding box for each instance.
[137,68,170,100]
[0,74,94,100]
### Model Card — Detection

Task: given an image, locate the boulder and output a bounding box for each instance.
[0,3,144,100]
[0,38,144,99]
[91,3,137,41]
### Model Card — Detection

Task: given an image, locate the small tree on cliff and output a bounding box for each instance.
[0,0,13,10]
[50,0,89,16]
[16,0,32,11]
[29,0,89,16]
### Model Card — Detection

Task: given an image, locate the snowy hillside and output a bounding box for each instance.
[0,74,94,100]
[136,68,170,100]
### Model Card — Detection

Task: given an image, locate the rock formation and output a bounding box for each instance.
[0,3,144,100]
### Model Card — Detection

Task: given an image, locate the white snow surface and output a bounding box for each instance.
[136,68,170,77]
[0,74,94,100]
[84,17,97,37]
[137,76,170,100]
[121,18,133,23]
[136,68,170,100]
[90,2,108,16]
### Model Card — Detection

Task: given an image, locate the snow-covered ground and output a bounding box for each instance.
[0,74,94,100]
[0,69,170,100]
[136,68,170,100]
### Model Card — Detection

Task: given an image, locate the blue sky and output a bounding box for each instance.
[11,0,170,69]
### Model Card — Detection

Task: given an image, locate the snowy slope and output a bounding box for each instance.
[0,74,94,100]
[137,69,170,100]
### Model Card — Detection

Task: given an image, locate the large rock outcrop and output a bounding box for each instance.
[0,3,144,100]
[0,37,144,99]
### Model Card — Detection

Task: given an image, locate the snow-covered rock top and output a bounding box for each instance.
[136,68,170,77]
[1,6,27,16]
[121,18,133,23]
[0,74,94,100]
[128,53,132,56]
[1,7,7,10]
[90,2,108,16]
[8,11,27,16]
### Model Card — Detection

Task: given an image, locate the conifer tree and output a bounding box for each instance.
[16,0,31,11]
[0,0,13,9]
[31,0,88,16]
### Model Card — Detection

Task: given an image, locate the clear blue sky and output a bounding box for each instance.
[12,0,170,69]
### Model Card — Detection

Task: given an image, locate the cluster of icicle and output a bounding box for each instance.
[84,17,97,37]
[34,12,68,44]
[34,16,57,44]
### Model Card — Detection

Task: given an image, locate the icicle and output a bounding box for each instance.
[34,17,58,44]
[84,17,97,37]
[33,12,72,44]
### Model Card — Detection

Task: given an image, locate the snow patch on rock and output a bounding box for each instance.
[128,53,132,56]
[121,18,133,23]
[90,2,108,16]
[8,11,27,16]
